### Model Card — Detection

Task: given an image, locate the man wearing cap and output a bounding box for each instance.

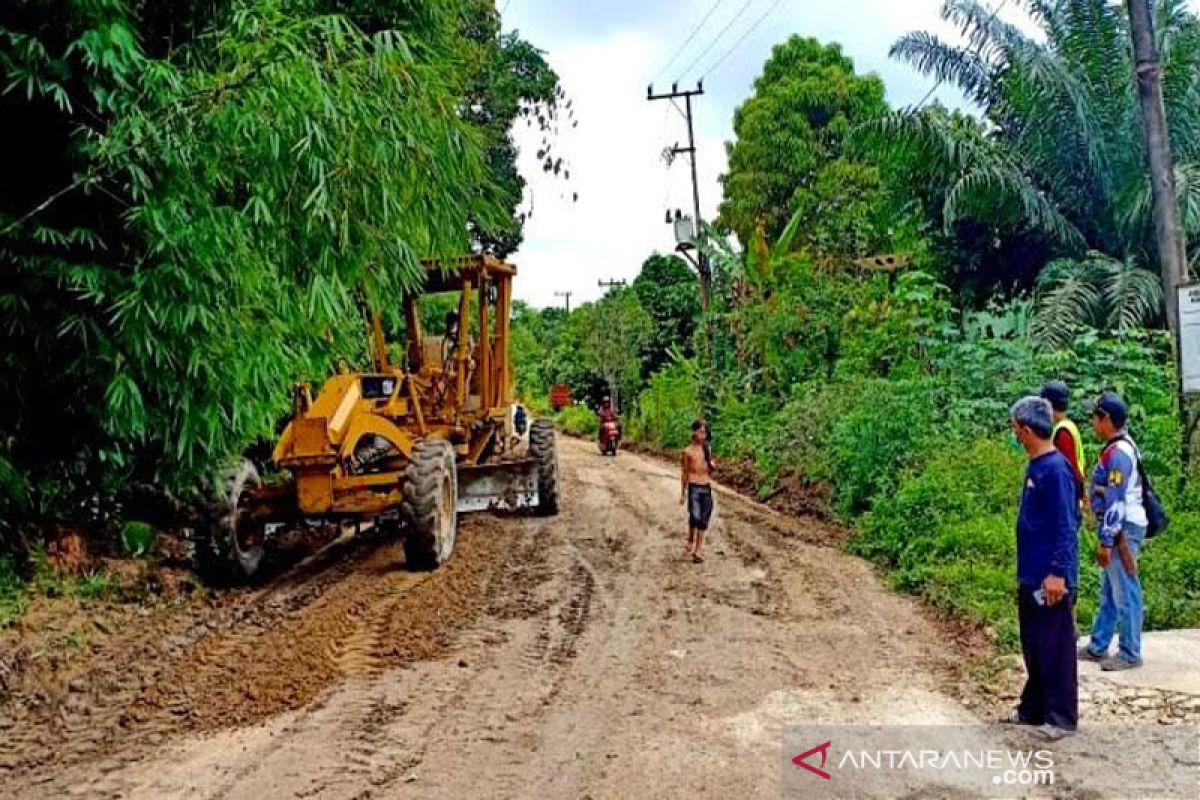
[1079,391,1147,671]
[1041,380,1086,494]
[1005,396,1080,740]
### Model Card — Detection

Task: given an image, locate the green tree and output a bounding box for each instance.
[717,36,890,249]
[456,0,564,255]
[879,0,1200,294]
[631,253,700,372]
[0,0,556,548]
[578,290,652,413]
[1031,252,1164,349]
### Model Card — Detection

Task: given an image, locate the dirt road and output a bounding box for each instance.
[4,437,985,798]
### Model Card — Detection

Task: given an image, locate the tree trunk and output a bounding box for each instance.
[1127,0,1187,333]
[1128,0,1193,484]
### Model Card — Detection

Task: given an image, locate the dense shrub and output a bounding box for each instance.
[851,439,1023,645]
[556,404,598,437]
[633,360,699,451]
[825,377,945,515]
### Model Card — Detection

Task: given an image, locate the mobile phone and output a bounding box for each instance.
[1033,587,1067,606]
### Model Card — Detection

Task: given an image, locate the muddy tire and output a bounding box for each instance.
[194,459,266,584]
[402,439,458,571]
[530,419,559,516]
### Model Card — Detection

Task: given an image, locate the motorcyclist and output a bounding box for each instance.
[598,396,619,426]
[598,396,621,452]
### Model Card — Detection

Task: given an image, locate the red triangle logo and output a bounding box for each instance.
[792,740,832,781]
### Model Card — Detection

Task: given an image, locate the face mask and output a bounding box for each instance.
[1008,430,1025,454]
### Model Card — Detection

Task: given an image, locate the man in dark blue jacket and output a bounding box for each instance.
[1006,396,1081,740]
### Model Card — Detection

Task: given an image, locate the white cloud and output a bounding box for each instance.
[511,30,727,307]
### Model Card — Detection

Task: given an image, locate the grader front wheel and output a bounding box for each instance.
[402,439,459,570]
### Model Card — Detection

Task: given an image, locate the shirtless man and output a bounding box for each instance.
[679,420,715,563]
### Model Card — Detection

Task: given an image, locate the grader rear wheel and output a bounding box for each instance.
[402,439,458,570]
[194,459,267,583]
[530,419,559,516]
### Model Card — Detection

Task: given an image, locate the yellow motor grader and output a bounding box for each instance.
[195,255,559,581]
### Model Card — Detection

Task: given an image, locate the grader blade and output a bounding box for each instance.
[456,460,540,513]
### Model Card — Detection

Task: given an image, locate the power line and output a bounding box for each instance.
[652,0,728,85]
[913,0,1009,110]
[677,0,757,81]
[699,0,788,79]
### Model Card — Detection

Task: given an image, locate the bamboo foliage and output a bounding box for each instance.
[0,0,541,526]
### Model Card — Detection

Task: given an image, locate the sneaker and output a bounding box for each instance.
[1077,645,1105,662]
[1032,724,1075,742]
[1100,656,1143,672]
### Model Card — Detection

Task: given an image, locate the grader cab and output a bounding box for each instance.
[195,255,559,582]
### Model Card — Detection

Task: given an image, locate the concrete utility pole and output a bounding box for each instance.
[647,81,711,310]
[553,291,573,314]
[1127,0,1188,335]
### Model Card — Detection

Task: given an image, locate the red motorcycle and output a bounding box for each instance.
[598,418,621,456]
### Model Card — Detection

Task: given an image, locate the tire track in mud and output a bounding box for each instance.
[583,455,789,622]
[711,519,786,618]
[550,562,596,666]
[4,516,518,794]
[9,437,1004,800]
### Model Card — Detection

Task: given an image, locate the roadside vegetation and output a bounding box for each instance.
[3,1,1199,648]
[514,5,1200,647]
[0,0,561,611]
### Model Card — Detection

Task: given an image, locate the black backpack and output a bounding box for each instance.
[1115,435,1170,538]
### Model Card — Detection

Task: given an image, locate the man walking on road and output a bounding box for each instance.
[1079,391,1147,672]
[680,420,714,564]
[1006,396,1080,740]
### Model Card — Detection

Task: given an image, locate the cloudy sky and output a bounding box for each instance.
[500,0,1040,307]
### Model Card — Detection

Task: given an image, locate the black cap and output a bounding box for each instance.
[1040,380,1070,413]
[1092,391,1128,428]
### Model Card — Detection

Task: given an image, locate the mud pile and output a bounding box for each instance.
[0,518,515,781]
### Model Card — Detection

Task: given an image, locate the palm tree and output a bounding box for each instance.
[875,0,1200,274]
[1031,251,1163,349]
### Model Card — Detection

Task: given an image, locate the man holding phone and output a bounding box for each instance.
[1005,396,1081,740]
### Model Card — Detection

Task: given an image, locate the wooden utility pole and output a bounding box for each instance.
[553,290,573,314]
[597,278,627,292]
[647,81,711,310]
[1127,0,1187,335]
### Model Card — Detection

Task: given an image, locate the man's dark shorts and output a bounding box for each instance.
[688,483,713,530]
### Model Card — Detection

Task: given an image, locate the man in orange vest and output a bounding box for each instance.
[1041,381,1086,495]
